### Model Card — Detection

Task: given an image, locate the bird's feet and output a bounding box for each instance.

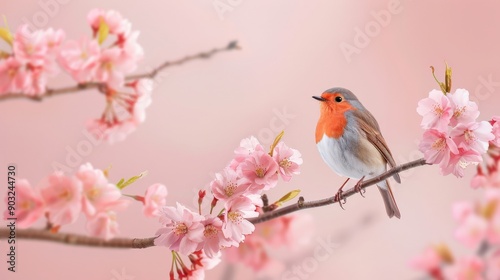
[354,176,366,197]
[334,178,350,209]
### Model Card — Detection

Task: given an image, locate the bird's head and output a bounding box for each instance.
[312,87,361,115]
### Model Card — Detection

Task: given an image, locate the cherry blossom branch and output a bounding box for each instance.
[0,228,156,248]
[247,158,428,224]
[0,41,240,102]
[0,158,427,248]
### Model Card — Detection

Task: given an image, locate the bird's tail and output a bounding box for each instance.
[377,180,401,219]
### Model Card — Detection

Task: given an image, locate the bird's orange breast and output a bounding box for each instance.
[315,113,348,143]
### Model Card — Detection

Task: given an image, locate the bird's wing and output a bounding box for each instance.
[353,110,401,183]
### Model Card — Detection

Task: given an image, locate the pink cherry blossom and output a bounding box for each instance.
[199,250,222,270]
[128,79,152,124]
[449,89,480,126]
[40,172,82,226]
[452,201,474,222]
[44,28,65,56]
[441,148,483,178]
[450,121,494,154]
[85,199,129,240]
[223,238,273,272]
[86,118,137,144]
[201,215,234,257]
[234,136,265,159]
[3,179,44,228]
[281,214,315,249]
[419,129,458,165]
[210,167,250,203]
[444,256,484,280]
[240,150,279,192]
[409,247,442,273]
[417,89,453,131]
[454,214,488,248]
[76,163,122,217]
[155,203,205,255]
[471,173,488,189]
[230,136,265,170]
[120,31,144,66]
[272,142,302,182]
[142,183,168,218]
[93,47,129,88]
[58,36,100,83]
[490,116,500,147]
[13,25,48,67]
[87,9,131,36]
[0,57,28,93]
[222,196,258,243]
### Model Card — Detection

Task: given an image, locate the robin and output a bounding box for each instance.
[313,87,401,218]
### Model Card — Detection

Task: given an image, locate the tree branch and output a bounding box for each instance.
[0,41,240,102]
[0,227,156,248]
[247,158,428,224]
[0,158,428,248]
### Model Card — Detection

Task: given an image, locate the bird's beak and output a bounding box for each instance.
[312,96,327,101]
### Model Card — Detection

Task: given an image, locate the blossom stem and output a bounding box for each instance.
[0,158,429,248]
[0,41,240,102]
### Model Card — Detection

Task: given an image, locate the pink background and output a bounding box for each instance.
[1,1,500,279]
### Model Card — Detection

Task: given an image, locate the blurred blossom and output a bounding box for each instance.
[76,163,122,217]
[491,116,500,147]
[40,172,83,226]
[443,256,484,280]
[85,198,129,240]
[142,183,168,218]
[3,179,44,228]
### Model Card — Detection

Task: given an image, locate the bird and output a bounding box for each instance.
[313,87,401,218]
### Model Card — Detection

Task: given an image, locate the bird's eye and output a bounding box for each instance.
[334,96,343,102]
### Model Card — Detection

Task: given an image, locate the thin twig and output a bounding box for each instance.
[0,158,428,248]
[0,41,240,102]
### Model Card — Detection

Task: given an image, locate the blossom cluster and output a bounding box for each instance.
[417,88,498,177]
[154,136,303,279]
[2,163,167,240]
[411,153,500,279]
[0,9,152,143]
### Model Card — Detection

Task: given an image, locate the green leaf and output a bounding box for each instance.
[274,189,300,207]
[444,62,452,93]
[0,16,12,46]
[0,27,12,46]
[268,130,285,156]
[116,178,125,188]
[430,66,447,95]
[116,171,148,190]
[97,19,109,45]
